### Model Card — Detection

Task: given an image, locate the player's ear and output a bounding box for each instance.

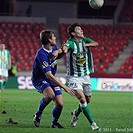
[71,32,75,36]
[48,38,52,43]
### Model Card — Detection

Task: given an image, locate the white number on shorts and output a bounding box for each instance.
[69,82,78,88]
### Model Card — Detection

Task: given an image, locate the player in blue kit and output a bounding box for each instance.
[32,30,75,128]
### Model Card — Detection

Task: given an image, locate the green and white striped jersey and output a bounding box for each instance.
[0,50,11,69]
[66,37,94,77]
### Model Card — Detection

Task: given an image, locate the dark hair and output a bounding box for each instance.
[67,23,81,38]
[40,30,54,45]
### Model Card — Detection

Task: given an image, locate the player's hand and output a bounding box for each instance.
[65,87,75,96]
[61,43,68,54]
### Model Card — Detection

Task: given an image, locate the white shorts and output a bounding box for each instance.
[0,69,8,77]
[66,75,92,96]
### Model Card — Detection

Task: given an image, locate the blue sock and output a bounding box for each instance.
[36,97,47,117]
[52,106,62,124]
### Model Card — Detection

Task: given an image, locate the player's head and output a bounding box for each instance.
[0,42,5,50]
[67,23,83,38]
[40,30,56,45]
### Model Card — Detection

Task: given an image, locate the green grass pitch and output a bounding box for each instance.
[0,89,132,133]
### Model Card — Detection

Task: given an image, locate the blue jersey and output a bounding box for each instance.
[31,45,57,85]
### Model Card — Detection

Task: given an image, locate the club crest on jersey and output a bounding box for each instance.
[42,61,48,68]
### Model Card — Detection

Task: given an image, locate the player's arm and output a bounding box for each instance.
[8,51,11,70]
[8,57,11,70]
[56,43,68,59]
[84,37,99,47]
[51,43,68,60]
[45,71,75,96]
[85,41,99,47]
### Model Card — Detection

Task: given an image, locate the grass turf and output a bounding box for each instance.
[0,89,132,133]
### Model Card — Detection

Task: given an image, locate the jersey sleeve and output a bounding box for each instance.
[66,39,74,50]
[37,52,51,73]
[83,37,94,43]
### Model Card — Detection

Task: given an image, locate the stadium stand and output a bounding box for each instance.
[59,23,133,74]
[0,0,132,76]
[1,20,132,75]
[118,0,133,22]
[119,54,132,74]
[0,20,45,71]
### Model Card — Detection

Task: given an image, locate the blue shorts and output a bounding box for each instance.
[32,80,62,96]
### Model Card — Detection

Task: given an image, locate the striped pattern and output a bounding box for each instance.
[66,38,94,77]
[0,50,10,69]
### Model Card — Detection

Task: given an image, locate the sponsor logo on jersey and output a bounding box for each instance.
[0,56,6,62]
[76,58,86,65]
[73,52,86,58]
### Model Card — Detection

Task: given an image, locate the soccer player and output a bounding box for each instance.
[32,30,75,128]
[65,23,99,130]
[0,42,11,92]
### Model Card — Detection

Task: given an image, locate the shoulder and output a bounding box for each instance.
[66,38,74,49]
[67,38,74,44]
[5,49,10,54]
[83,37,93,43]
[37,49,49,62]
[5,49,9,52]
[52,44,58,51]
[38,48,47,57]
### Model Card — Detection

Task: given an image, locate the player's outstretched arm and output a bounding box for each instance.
[45,71,75,96]
[85,41,99,47]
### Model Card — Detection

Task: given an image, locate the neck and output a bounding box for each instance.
[43,44,52,51]
[74,37,82,42]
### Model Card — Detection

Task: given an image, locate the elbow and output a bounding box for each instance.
[94,42,99,47]
[46,74,51,80]
[45,71,53,80]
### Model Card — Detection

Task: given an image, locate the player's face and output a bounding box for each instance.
[50,33,56,46]
[73,26,84,38]
[0,44,5,50]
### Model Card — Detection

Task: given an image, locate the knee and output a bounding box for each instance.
[45,93,55,101]
[86,97,91,103]
[85,95,91,103]
[5,77,8,81]
[48,94,55,100]
[79,96,86,104]
[43,87,55,100]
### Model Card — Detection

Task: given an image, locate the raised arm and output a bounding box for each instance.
[85,41,99,47]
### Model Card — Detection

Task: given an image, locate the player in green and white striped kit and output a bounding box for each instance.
[0,42,11,91]
[65,23,99,130]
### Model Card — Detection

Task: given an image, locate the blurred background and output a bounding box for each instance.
[0,0,132,90]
